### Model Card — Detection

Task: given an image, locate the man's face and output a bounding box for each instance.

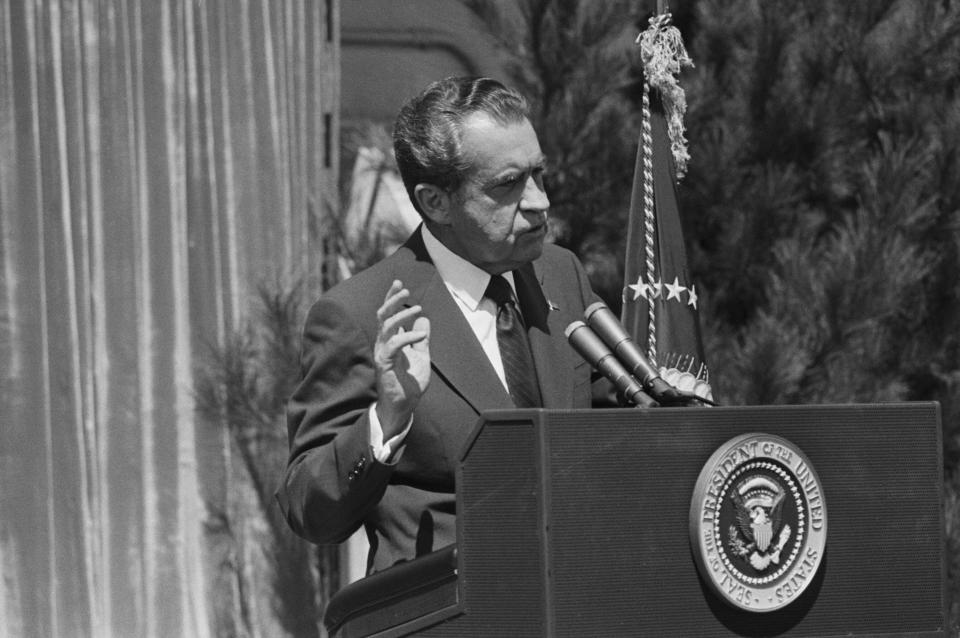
[440,113,550,274]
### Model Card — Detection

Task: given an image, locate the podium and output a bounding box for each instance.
[324,403,947,637]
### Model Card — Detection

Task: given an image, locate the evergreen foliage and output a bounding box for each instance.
[681,1,960,409]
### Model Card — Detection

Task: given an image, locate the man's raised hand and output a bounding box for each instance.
[374,280,431,439]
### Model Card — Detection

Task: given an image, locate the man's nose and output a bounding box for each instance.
[521,174,550,212]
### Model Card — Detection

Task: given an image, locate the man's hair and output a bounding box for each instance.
[393,76,530,215]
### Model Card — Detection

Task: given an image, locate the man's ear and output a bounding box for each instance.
[414,184,451,225]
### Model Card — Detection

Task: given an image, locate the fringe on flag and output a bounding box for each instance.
[636,13,693,179]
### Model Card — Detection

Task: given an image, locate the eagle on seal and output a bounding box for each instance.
[731,476,786,556]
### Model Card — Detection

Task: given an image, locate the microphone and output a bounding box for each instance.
[584,302,715,406]
[564,321,658,408]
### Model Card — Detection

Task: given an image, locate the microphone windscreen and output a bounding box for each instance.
[565,321,655,407]
[584,302,660,386]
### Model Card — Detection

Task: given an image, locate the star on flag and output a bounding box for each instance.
[649,279,662,299]
[687,284,698,309]
[625,276,663,301]
[664,276,685,302]
[626,277,649,301]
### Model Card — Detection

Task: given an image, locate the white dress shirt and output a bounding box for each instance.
[369,225,517,461]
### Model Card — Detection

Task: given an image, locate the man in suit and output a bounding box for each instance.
[277,76,613,574]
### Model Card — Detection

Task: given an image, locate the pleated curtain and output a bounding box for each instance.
[0,0,339,636]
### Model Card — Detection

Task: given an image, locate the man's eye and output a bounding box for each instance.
[497,175,524,189]
[495,167,546,191]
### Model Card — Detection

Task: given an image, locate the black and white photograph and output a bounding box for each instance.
[1,1,958,636]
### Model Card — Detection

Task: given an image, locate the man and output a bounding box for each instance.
[277,77,611,574]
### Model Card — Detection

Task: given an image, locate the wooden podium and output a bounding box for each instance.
[324,403,947,637]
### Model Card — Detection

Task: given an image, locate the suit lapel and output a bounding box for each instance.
[402,230,514,415]
[515,261,575,409]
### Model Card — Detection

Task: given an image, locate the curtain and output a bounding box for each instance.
[0,0,339,636]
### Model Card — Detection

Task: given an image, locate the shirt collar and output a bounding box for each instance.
[421,224,516,311]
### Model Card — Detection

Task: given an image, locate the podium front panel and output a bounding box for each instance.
[456,418,547,636]
[457,403,945,637]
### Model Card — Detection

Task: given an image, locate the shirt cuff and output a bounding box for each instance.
[368,403,412,463]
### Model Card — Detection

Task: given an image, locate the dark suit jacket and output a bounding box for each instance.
[276,226,601,573]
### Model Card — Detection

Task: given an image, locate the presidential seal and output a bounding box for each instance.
[689,434,827,612]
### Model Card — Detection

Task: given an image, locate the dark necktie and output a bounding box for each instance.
[485,274,542,408]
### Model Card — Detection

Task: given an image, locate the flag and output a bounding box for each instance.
[621,15,714,401]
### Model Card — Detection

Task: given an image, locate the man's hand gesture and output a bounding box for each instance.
[374,280,431,439]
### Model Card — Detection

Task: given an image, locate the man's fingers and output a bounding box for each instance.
[376,280,409,322]
[374,281,431,374]
[382,329,429,357]
[410,316,430,349]
[380,304,422,336]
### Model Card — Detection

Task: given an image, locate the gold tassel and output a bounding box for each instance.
[636,13,694,179]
